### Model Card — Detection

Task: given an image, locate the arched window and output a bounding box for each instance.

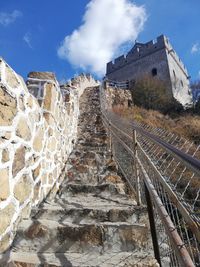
[173,70,176,78]
[181,80,183,87]
[152,68,157,76]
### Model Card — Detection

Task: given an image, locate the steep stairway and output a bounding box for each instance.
[8,87,158,267]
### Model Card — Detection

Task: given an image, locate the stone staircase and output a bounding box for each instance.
[7,87,158,267]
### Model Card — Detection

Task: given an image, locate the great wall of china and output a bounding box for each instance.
[0,53,199,266]
[0,58,98,254]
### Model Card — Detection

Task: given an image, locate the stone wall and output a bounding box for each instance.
[106,35,167,74]
[106,48,170,87]
[102,84,132,110]
[166,50,192,106]
[0,58,98,253]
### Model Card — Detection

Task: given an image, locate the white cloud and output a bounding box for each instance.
[57,0,147,76]
[191,43,200,54]
[23,32,33,49]
[0,10,22,26]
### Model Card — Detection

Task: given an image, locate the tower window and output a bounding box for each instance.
[152,68,157,76]
[173,70,176,78]
[181,80,183,87]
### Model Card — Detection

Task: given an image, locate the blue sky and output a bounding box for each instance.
[0,0,200,82]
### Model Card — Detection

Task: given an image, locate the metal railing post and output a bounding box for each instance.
[144,182,162,267]
[101,109,199,266]
[133,129,141,205]
[109,122,113,159]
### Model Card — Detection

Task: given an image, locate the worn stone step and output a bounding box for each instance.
[12,219,150,254]
[75,144,108,152]
[61,183,123,196]
[4,87,155,266]
[55,191,136,209]
[9,251,158,267]
[31,205,147,224]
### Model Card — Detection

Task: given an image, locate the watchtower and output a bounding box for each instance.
[106,35,192,106]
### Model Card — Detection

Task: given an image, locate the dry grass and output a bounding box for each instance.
[112,105,200,144]
[112,105,200,211]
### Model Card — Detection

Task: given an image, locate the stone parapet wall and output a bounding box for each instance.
[106,35,188,76]
[100,84,132,113]
[0,58,98,253]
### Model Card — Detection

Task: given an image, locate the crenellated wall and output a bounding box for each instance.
[106,35,188,76]
[106,35,192,106]
[0,58,99,253]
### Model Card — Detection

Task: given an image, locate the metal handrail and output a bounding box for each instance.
[103,112,200,228]
[132,122,200,177]
[101,107,199,266]
[104,111,200,177]
[137,157,195,267]
[104,78,129,89]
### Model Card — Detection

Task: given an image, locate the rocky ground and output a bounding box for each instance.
[5,87,158,267]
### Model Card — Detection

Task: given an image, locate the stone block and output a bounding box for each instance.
[66,103,71,115]
[18,96,25,111]
[2,149,9,163]
[47,137,57,152]
[28,111,40,125]
[26,95,33,109]
[0,233,10,253]
[75,164,88,173]
[0,203,15,235]
[48,173,53,185]
[43,83,57,112]
[48,127,53,136]
[0,86,17,126]
[41,174,48,185]
[14,175,32,204]
[33,182,41,202]
[43,112,54,125]
[64,93,70,102]
[28,71,56,82]
[5,64,20,88]
[33,127,45,152]
[16,117,31,141]
[32,163,41,180]
[26,155,34,166]
[0,168,10,200]
[9,262,36,267]
[21,203,31,219]
[12,146,25,177]
[25,221,48,239]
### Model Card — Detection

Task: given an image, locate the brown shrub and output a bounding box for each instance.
[130,75,183,114]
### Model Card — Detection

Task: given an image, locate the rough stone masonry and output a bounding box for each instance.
[0,58,98,254]
[6,86,158,267]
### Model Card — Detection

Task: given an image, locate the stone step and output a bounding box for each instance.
[54,191,136,209]
[9,251,158,267]
[60,183,123,196]
[11,219,150,254]
[77,142,107,148]
[31,205,147,224]
[75,145,108,152]
[4,87,156,266]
